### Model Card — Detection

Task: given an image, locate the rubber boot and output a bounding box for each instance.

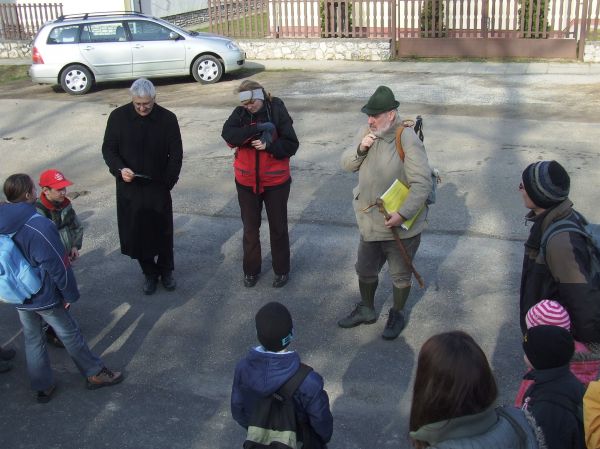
[338,280,378,328]
[382,286,410,340]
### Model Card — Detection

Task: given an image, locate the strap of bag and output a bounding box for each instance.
[541,212,591,261]
[395,126,406,162]
[497,406,529,449]
[276,363,313,401]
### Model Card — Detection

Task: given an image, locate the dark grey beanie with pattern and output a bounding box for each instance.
[522,160,570,209]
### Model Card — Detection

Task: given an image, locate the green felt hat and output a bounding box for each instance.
[361,85,400,115]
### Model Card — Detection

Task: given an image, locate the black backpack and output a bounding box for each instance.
[243,363,324,449]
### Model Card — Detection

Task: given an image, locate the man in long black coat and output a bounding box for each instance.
[102,78,183,295]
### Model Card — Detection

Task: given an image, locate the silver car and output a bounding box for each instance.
[29,12,246,95]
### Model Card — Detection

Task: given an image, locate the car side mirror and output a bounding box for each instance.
[169,31,180,40]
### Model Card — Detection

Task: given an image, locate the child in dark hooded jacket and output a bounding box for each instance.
[231,301,333,446]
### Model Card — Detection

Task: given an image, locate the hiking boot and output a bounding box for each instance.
[86,367,124,390]
[0,346,16,361]
[161,272,176,291]
[143,275,158,295]
[37,385,56,403]
[337,303,377,328]
[244,274,259,288]
[382,308,406,340]
[0,360,12,373]
[272,273,289,288]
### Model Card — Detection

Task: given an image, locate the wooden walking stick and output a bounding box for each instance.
[375,198,425,288]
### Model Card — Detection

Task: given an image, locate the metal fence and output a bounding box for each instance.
[208,0,599,40]
[0,3,63,40]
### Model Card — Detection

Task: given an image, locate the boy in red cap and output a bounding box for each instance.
[36,169,84,348]
[36,169,83,263]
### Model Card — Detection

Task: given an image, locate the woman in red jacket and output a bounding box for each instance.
[222,80,299,288]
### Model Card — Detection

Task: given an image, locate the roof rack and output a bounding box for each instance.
[56,11,147,22]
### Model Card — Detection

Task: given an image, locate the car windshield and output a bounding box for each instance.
[153,17,197,36]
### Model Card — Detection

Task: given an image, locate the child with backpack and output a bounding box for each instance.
[521,324,587,449]
[231,302,333,448]
[35,169,84,348]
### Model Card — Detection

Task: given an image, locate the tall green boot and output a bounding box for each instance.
[338,280,378,328]
[382,286,410,340]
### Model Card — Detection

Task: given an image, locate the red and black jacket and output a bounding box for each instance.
[221,96,299,194]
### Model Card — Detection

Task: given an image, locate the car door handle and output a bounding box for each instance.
[133,44,144,49]
[82,46,94,51]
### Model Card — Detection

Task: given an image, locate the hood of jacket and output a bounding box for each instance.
[236,346,301,396]
[0,202,38,235]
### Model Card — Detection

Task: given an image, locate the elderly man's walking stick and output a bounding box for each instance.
[375,198,425,288]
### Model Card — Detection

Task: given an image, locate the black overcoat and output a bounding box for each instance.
[102,102,183,260]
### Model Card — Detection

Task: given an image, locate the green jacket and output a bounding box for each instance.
[35,196,83,252]
[409,406,545,449]
[341,118,432,241]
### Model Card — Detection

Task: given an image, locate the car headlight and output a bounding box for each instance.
[226,41,240,51]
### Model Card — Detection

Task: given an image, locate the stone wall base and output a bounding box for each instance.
[2,38,599,63]
[238,38,391,61]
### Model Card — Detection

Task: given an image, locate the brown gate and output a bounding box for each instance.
[393,0,599,59]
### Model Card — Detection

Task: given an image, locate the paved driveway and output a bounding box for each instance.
[1,60,599,448]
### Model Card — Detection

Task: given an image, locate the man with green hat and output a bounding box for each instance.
[338,85,433,340]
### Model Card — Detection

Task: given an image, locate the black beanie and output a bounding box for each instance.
[522,160,570,209]
[523,325,574,370]
[255,302,294,352]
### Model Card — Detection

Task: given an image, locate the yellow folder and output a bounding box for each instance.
[380,179,424,231]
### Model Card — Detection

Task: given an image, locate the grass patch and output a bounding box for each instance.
[0,65,29,84]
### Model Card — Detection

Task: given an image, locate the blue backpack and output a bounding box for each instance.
[0,214,43,304]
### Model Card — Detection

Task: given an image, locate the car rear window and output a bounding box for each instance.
[47,25,80,44]
[81,22,126,43]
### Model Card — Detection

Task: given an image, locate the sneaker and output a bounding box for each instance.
[337,303,377,328]
[0,360,12,374]
[86,367,124,390]
[382,308,406,340]
[143,275,158,295]
[161,273,176,291]
[244,274,259,288]
[0,346,16,361]
[272,273,289,288]
[37,385,56,403]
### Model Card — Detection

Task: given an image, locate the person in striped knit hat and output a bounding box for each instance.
[515,299,600,406]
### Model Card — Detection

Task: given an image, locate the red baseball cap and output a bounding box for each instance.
[39,169,73,189]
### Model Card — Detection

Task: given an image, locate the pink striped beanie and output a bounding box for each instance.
[526,300,571,330]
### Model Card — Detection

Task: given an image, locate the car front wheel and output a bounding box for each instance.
[60,65,93,95]
[192,56,223,84]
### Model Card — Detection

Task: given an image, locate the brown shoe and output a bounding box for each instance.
[37,384,56,403]
[86,366,124,390]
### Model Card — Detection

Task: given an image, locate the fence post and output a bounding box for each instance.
[577,0,590,60]
[390,0,397,57]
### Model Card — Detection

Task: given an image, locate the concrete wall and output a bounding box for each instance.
[2,38,599,63]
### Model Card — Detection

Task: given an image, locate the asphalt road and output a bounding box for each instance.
[1,59,599,449]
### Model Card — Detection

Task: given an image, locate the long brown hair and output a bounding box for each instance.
[236,79,272,102]
[409,331,498,448]
[3,173,34,203]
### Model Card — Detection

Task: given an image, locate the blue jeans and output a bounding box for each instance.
[17,306,103,391]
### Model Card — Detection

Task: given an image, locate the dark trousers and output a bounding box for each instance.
[236,183,290,276]
[137,246,174,278]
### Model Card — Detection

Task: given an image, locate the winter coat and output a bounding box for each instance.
[231,346,333,444]
[340,118,433,241]
[102,102,183,260]
[522,365,586,449]
[0,202,79,311]
[520,199,600,343]
[221,97,299,194]
[36,195,83,252]
[409,405,544,449]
